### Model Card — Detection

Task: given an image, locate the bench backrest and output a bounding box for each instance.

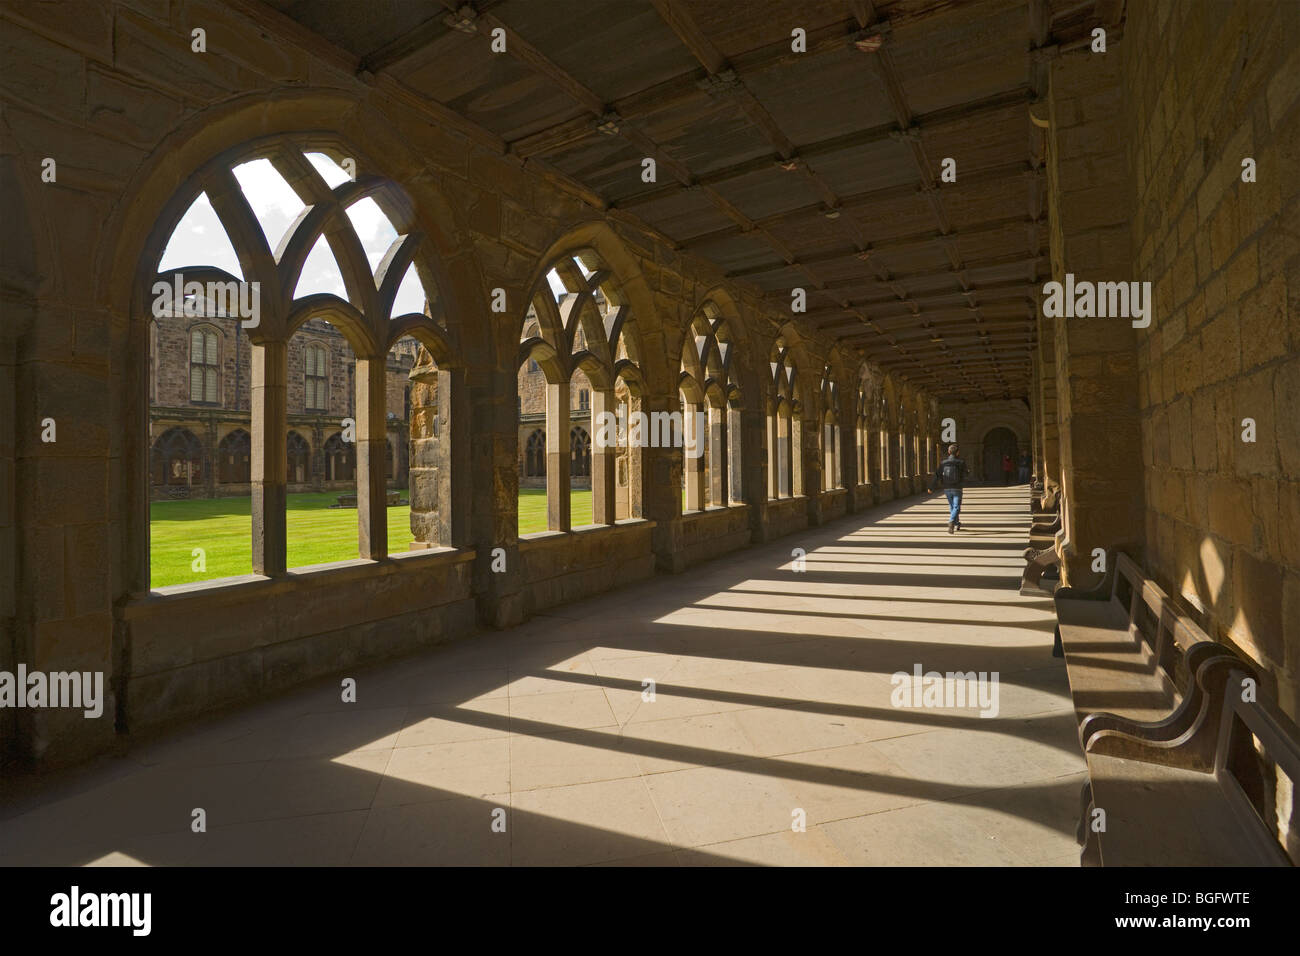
[1214,668,1300,866]
[1108,552,1211,699]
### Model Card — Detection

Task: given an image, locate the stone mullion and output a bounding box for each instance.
[776,407,790,497]
[354,356,387,559]
[407,361,439,548]
[708,403,726,507]
[833,422,842,490]
[766,404,778,499]
[251,341,287,576]
[546,381,571,531]
[438,367,470,548]
[790,413,800,496]
[591,388,616,525]
[683,401,706,511]
[888,425,899,488]
[728,404,745,505]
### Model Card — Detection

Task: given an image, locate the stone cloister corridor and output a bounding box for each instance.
[1,0,1298,897]
[2,488,1086,866]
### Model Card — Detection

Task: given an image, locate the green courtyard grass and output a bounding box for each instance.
[150,488,593,588]
[516,487,594,532]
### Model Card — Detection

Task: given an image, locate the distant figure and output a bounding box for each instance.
[1002,454,1014,485]
[930,443,967,533]
[1018,452,1031,484]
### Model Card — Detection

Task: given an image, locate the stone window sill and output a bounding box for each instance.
[518,518,655,546]
[126,545,472,609]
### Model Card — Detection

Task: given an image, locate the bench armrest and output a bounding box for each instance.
[1083,650,1247,772]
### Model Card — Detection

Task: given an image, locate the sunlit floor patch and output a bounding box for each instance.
[1,487,1083,866]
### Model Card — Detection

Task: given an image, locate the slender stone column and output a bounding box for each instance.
[708,403,726,506]
[776,409,791,496]
[728,404,744,504]
[354,356,387,559]
[793,414,807,497]
[251,340,287,575]
[625,392,644,519]
[767,405,779,499]
[592,388,616,524]
[546,381,570,530]
[684,401,706,511]
[407,362,436,548]
[867,418,880,502]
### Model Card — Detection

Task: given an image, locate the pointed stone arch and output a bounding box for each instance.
[113,102,475,583]
[516,223,654,532]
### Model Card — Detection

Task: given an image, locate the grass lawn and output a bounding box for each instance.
[517,487,593,532]
[150,488,593,588]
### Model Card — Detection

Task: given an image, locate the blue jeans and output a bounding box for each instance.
[944,488,962,524]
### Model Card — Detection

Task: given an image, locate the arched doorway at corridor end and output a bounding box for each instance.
[981,427,1019,484]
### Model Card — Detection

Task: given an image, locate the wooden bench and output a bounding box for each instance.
[1020,544,1060,597]
[1029,477,1044,513]
[1055,553,1299,866]
[1080,663,1300,866]
[1020,499,1061,597]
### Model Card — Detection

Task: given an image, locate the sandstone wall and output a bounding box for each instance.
[0,0,932,766]
[1123,0,1300,716]
[1044,45,1146,589]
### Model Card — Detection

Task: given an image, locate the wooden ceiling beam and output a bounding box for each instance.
[852,23,1035,394]
[680,160,1039,250]
[475,11,606,115]
[600,87,1031,208]
[768,253,1046,300]
[357,0,510,75]
[727,213,1043,279]
[649,0,729,74]
[227,0,503,155]
[462,0,824,292]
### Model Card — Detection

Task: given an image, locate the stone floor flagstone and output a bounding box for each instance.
[0,486,1086,866]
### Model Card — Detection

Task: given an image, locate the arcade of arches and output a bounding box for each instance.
[0,0,1297,866]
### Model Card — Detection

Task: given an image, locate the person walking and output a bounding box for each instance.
[930,444,967,533]
[1017,452,1031,484]
[1001,454,1013,485]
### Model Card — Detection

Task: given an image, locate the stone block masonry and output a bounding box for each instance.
[0,0,932,767]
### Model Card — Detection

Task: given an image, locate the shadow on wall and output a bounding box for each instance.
[1,151,40,762]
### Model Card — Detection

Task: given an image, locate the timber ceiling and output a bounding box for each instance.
[253,0,1125,401]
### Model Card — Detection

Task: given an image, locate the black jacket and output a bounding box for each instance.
[934,456,967,489]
